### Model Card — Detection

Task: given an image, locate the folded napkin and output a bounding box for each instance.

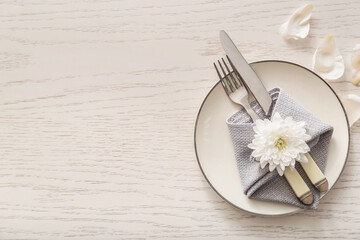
[226,88,333,209]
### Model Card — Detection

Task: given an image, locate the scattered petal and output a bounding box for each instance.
[312,35,345,81]
[352,71,360,86]
[351,44,360,86]
[280,3,313,40]
[339,94,360,126]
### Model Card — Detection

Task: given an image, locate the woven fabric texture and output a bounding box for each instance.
[226,88,333,209]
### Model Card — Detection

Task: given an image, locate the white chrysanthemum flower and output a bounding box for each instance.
[248,112,311,176]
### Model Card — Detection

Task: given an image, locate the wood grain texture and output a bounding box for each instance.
[0,0,359,239]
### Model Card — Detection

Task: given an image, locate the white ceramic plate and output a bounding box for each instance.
[194,60,349,216]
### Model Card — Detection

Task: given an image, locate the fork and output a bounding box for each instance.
[214,57,258,122]
[214,57,314,205]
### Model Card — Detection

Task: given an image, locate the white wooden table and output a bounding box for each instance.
[0,0,359,239]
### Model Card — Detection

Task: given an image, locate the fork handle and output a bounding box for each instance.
[284,168,313,205]
[242,100,259,122]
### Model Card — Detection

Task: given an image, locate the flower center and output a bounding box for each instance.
[274,137,287,150]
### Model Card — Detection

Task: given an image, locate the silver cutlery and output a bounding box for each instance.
[219,30,272,115]
[214,58,314,205]
[219,30,328,194]
[214,57,259,122]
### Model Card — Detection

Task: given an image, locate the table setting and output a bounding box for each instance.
[194,3,357,216]
[1,0,360,239]
[195,32,349,215]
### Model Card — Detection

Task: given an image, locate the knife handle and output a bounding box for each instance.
[283,168,313,205]
[300,153,328,192]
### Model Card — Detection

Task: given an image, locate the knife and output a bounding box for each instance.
[219,30,272,115]
[220,30,331,205]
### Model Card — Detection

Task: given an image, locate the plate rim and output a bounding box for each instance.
[193,59,350,217]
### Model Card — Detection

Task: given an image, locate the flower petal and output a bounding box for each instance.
[351,44,360,86]
[280,3,313,40]
[276,165,284,176]
[298,153,308,163]
[339,94,360,127]
[280,162,285,171]
[269,164,276,172]
[260,161,268,169]
[312,35,344,81]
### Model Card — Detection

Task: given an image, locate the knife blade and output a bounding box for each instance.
[219,30,272,115]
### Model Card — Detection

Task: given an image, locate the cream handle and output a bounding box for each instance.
[283,168,313,205]
[300,153,328,192]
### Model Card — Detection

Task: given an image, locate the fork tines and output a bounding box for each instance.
[213,56,244,94]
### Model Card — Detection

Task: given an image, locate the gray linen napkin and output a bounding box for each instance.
[226,88,333,209]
